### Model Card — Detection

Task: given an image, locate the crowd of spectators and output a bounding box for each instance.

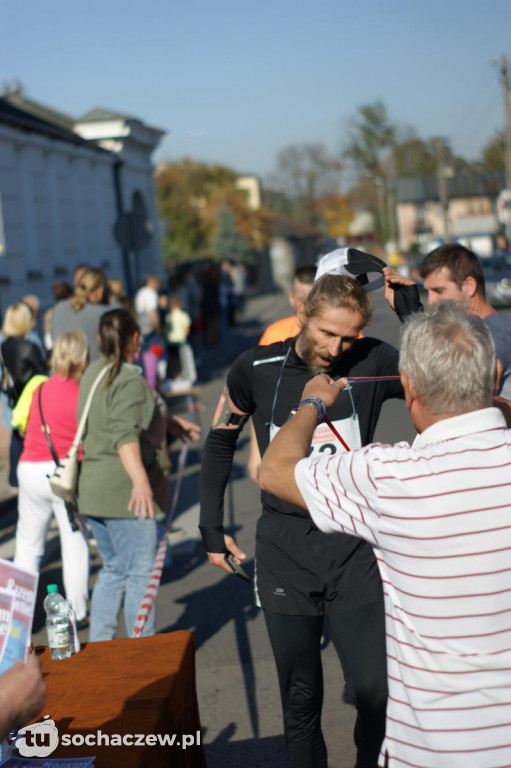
[0,261,210,738]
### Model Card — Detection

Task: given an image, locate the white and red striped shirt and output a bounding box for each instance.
[295,407,511,768]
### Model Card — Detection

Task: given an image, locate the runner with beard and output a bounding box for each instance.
[199,274,404,768]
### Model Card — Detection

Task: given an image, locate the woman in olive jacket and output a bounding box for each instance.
[78,309,199,641]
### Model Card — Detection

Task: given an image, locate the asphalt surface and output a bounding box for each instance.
[1,288,418,767]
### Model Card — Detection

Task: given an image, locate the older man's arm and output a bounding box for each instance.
[259,375,346,506]
[259,405,317,507]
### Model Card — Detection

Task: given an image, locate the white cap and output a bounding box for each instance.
[315,247,386,291]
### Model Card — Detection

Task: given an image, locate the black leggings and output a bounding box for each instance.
[264,599,387,768]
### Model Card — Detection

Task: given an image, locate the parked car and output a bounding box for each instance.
[483,253,511,307]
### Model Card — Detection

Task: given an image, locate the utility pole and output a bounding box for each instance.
[500,56,511,239]
[435,139,450,242]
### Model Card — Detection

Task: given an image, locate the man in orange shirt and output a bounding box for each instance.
[259,266,316,346]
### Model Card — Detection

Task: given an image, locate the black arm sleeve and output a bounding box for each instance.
[199,425,242,553]
[200,349,255,553]
[393,283,423,323]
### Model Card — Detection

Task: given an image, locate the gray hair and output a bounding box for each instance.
[399,302,495,415]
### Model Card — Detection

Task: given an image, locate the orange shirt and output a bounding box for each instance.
[259,316,300,345]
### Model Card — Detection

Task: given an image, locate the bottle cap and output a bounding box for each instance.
[47,584,58,593]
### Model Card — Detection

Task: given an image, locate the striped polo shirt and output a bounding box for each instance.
[295,407,511,768]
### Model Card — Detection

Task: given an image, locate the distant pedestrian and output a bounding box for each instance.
[134,274,161,345]
[107,278,131,311]
[200,265,220,346]
[231,262,248,317]
[493,234,511,265]
[165,293,192,379]
[43,281,73,353]
[73,264,91,290]
[52,268,110,362]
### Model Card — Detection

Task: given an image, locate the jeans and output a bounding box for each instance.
[87,516,158,641]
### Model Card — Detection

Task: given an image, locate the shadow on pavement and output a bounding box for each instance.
[161,561,257,649]
[162,562,260,738]
[204,732,288,767]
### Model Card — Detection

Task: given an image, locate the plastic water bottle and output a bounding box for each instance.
[44,585,72,660]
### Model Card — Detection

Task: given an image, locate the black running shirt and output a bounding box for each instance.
[227,335,403,521]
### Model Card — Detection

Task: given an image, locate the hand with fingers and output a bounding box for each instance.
[301,374,348,410]
[207,534,247,575]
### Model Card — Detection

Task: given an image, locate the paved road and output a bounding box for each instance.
[0,289,425,767]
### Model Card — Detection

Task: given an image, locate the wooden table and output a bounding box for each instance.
[33,632,207,768]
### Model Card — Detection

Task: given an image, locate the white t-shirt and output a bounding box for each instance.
[135,286,158,334]
[166,308,191,344]
[295,407,511,768]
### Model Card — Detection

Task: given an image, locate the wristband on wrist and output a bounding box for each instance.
[290,396,326,424]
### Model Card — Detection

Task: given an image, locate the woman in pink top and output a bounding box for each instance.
[14,331,90,623]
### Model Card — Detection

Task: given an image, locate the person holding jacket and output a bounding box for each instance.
[77,309,199,641]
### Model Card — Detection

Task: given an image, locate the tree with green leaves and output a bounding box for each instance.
[393,130,469,178]
[156,160,270,264]
[343,101,396,241]
[480,131,506,172]
[344,100,395,176]
[211,208,251,262]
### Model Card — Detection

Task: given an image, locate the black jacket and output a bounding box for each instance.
[1,336,47,405]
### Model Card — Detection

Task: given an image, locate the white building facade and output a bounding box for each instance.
[0,92,165,315]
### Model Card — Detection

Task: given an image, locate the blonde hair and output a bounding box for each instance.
[303,275,373,326]
[2,302,33,337]
[108,278,123,298]
[51,330,89,377]
[71,268,106,312]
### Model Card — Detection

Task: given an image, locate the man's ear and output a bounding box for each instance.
[400,369,417,410]
[461,276,477,300]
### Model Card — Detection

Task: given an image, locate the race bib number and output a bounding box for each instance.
[269,416,362,456]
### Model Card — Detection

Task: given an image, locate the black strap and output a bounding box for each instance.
[37,384,61,467]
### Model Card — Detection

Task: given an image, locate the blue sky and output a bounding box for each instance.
[3,0,510,185]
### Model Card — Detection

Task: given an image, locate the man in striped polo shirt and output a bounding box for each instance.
[260,302,511,768]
